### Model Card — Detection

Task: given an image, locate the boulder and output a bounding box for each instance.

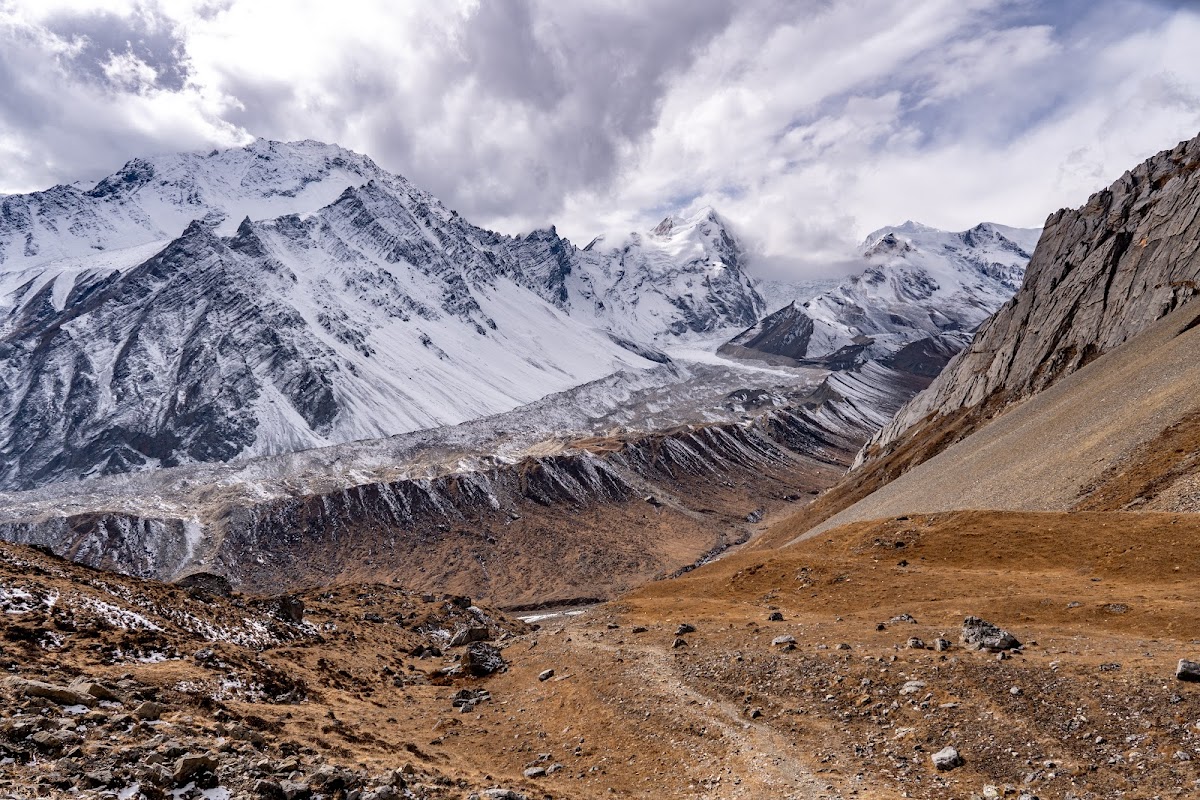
[175,572,233,597]
[931,746,963,771]
[449,626,491,647]
[462,643,506,677]
[2,677,93,707]
[135,701,165,721]
[173,752,218,783]
[268,595,305,624]
[68,678,118,701]
[1177,659,1200,682]
[961,616,1020,652]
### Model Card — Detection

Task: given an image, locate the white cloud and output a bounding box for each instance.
[0,0,1198,278]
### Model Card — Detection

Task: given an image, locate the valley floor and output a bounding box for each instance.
[3,509,1199,798]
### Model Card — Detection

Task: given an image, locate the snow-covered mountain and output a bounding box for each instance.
[567,208,764,342]
[0,140,763,490]
[722,221,1041,366]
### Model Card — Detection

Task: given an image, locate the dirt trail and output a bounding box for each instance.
[575,635,837,799]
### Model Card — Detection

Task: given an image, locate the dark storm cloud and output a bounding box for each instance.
[211,0,740,224]
[43,6,190,91]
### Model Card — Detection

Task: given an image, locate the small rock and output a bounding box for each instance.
[537,669,555,682]
[836,643,851,650]
[767,611,784,622]
[631,626,648,634]
[523,766,546,778]
[173,752,218,783]
[899,680,926,696]
[771,635,796,647]
[1176,659,1200,682]
[449,626,491,647]
[906,637,926,649]
[675,623,696,635]
[933,638,951,652]
[671,637,688,649]
[932,746,963,771]
[68,678,117,701]
[889,614,918,624]
[136,701,165,721]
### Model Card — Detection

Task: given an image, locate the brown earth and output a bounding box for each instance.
[5,507,1200,798]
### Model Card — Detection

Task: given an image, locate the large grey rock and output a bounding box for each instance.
[462,643,507,677]
[961,616,1020,652]
[1177,659,1200,682]
[931,746,963,771]
[173,752,218,783]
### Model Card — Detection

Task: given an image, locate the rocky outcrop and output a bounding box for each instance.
[863,132,1200,469]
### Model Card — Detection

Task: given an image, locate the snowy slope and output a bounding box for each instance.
[754,276,841,314]
[566,207,764,342]
[724,221,1041,365]
[0,140,765,490]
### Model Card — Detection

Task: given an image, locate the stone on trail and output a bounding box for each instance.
[931,746,963,771]
[1176,659,1200,682]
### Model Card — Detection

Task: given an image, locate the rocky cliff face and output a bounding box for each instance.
[863,131,1200,467]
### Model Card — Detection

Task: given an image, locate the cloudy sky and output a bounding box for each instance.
[1,0,1199,277]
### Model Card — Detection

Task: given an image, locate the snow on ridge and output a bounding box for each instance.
[0,140,768,491]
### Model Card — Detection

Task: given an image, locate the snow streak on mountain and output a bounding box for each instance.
[723,221,1042,367]
[0,140,763,491]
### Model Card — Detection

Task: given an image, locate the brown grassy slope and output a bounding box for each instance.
[6,507,1200,799]
[617,509,1200,798]
[757,302,1200,548]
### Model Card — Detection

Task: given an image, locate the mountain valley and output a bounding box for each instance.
[3,128,1200,800]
